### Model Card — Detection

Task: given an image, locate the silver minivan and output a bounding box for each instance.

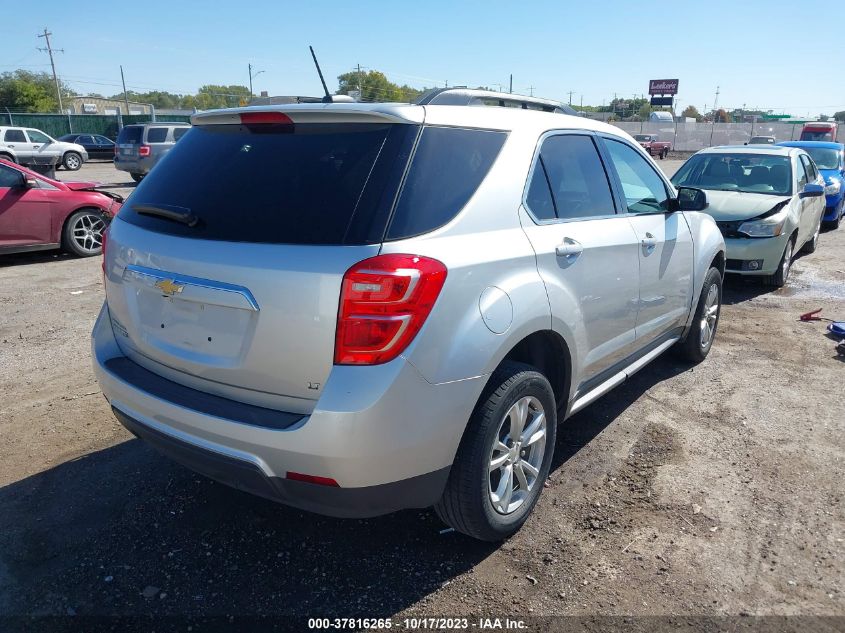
[93,93,725,541]
[113,122,190,182]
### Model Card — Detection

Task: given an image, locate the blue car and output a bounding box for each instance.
[777,141,845,228]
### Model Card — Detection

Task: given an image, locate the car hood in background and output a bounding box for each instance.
[700,189,792,221]
[819,168,843,185]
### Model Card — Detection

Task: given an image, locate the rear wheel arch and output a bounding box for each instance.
[496,330,571,413]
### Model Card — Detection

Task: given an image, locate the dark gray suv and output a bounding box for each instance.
[113,122,190,182]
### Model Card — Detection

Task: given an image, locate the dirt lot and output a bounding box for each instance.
[0,161,843,627]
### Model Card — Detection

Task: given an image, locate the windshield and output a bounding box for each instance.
[805,148,841,170]
[801,130,834,141]
[672,153,793,196]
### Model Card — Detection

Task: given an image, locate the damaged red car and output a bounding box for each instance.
[0,159,121,257]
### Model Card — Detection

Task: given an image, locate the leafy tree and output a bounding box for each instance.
[0,70,75,112]
[336,70,424,103]
[714,108,730,123]
[637,103,653,120]
[681,105,702,121]
[834,111,845,122]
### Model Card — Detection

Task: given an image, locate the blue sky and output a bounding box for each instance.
[4,0,844,116]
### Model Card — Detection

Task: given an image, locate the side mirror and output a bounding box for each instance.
[800,183,824,198]
[18,176,38,189]
[675,186,708,211]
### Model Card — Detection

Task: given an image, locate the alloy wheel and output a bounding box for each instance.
[699,282,719,349]
[488,396,547,515]
[71,213,106,255]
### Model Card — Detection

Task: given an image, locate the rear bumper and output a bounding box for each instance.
[92,303,484,517]
[113,156,150,174]
[113,407,449,518]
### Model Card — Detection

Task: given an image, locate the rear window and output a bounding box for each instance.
[386,127,506,239]
[172,127,189,141]
[117,126,143,144]
[120,122,419,245]
[146,127,169,143]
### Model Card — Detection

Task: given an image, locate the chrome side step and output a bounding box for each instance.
[568,337,679,416]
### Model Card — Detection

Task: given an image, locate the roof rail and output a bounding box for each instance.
[415,88,580,116]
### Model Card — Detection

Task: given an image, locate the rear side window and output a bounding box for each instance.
[386,127,506,239]
[172,127,189,141]
[4,129,26,143]
[117,126,143,144]
[146,127,169,143]
[120,122,419,245]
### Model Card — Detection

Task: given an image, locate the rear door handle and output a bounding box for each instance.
[555,238,583,258]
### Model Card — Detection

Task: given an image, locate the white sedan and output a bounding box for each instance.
[671,145,826,286]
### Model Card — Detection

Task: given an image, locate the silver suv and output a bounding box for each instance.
[92,93,725,541]
[113,122,190,182]
[0,126,88,170]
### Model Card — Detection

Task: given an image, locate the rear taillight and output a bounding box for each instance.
[335,254,447,365]
[138,145,151,157]
[113,145,118,155]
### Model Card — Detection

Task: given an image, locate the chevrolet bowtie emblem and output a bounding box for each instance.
[155,279,184,296]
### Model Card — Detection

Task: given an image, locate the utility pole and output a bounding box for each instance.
[248,63,265,98]
[713,85,720,113]
[120,65,130,115]
[567,90,575,106]
[36,28,64,113]
[527,86,535,97]
[357,63,363,95]
[509,74,513,94]
[580,95,583,109]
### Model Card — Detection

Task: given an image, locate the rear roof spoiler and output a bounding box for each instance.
[415,88,580,116]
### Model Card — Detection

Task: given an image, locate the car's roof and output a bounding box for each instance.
[778,140,844,150]
[192,102,623,137]
[699,145,798,156]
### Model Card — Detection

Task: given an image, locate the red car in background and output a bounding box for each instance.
[0,159,121,257]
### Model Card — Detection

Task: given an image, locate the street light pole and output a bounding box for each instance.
[248,64,265,98]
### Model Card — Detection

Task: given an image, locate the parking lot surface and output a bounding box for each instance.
[0,161,842,620]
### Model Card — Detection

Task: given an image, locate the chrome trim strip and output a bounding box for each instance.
[123,264,260,311]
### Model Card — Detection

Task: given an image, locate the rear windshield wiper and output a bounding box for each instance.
[132,204,198,227]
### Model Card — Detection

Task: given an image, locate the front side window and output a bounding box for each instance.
[95,135,113,145]
[4,129,26,143]
[800,155,816,184]
[26,130,53,144]
[0,164,22,187]
[605,139,670,213]
[527,134,615,221]
[797,156,810,189]
[146,127,169,143]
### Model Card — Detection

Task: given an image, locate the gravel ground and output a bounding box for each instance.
[0,161,843,627]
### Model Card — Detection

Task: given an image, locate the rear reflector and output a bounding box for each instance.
[286,472,339,487]
[239,111,294,125]
[335,254,447,365]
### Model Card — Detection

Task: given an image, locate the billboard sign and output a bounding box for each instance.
[649,79,679,95]
[650,96,673,106]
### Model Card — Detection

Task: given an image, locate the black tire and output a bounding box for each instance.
[674,266,722,363]
[435,361,557,541]
[801,220,821,254]
[61,209,109,257]
[0,153,15,164]
[63,151,82,171]
[764,236,795,287]
[824,208,841,230]
[130,173,144,183]
[660,149,667,160]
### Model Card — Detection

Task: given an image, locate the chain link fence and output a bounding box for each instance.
[611,120,844,152]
